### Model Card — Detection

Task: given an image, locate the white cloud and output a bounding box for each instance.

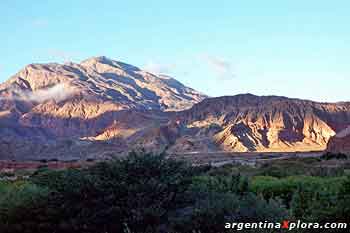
[142,55,236,81]
[1,83,77,103]
[200,54,235,79]
[143,61,176,75]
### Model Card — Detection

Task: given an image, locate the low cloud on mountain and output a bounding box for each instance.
[2,83,77,103]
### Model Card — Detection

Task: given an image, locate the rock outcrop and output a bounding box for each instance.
[327,126,350,154]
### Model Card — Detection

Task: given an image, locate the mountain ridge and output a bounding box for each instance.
[1,57,350,160]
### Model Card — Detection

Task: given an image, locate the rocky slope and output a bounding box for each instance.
[327,126,350,154]
[138,94,350,153]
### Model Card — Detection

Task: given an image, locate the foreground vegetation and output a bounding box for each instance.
[0,152,349,233]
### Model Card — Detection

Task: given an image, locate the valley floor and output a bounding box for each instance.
[0,151,333,173]
[169,151,324,166]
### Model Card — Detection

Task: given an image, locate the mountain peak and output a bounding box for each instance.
[81,56,112,64]
[80,56,141,73]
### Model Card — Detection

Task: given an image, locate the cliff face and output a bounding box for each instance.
[327,126,350,154]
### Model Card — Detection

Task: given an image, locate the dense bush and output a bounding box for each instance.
[0,182,50,233]
[336,175,350,222]
[171,173,287,233]
[251,176,345,206]
[0,152,215,233]
[0,152,349,233]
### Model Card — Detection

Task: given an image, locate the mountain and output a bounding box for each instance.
[1,57,350,160]
[0,56,205,160]
[0,56,205,112]
[0,56,205,137]
[137,94,350,153]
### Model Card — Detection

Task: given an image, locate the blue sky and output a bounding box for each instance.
[1,0,349,102]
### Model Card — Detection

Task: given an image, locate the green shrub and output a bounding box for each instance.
[29,151,196,233]
[0,182,50,233]
[171,188,288,233]
[250,176,345,206]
